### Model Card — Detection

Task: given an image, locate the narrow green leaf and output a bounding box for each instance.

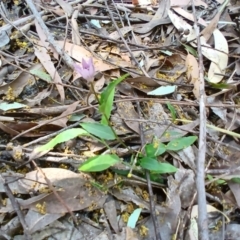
[140,157,177,173]
[207,174,226,185]
[147,85,176,96]
[80,122,115,140]
[208,82,234,90]
[30,69,52,83]
[166,136,197,151]
[160,50,173,56]
[99,73,129,125]
[127,208,142,228]
[79,154,120,172]
[162,130,183,139]
[37,128,88,151]
[0,102,27,111]
[231,177,240,184]
[166,102,176,121]
[153,163,177,174]
[145,142,166,157]
[182,43,198,57]
[140,157,160,171]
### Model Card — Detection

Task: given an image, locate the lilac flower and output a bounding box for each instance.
[74,58,95,83]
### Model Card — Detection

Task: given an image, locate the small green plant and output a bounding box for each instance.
[36,58,198,174]
[36,62,129,172]
[138,136,197,174]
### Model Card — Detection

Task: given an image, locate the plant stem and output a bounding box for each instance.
[90,82,132,151]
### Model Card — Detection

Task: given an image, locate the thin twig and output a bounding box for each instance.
[191,1,209,239]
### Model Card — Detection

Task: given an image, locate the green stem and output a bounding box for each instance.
[90,82,131,151]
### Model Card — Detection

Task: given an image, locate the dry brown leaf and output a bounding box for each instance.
[116,101,140,134]
[109,26,133,40]
[24,87,52,107]
[94,75,105,92]
[25,209,62,234]
[200,9,221,41]
[43,101,80,128]
[18,168,107,213]
[185,53,200,99]
[0,172,28,193]
[0,122,19,136]
[0,63,41,97]
[54,0,73,17]
[35,20,59,60]
[228,182,240,208]
[34,41,65,101]
[172,7,206,26]
[111,113,133,135]
[208,30,228,83]
[57,41,116,79]
[1,122,61,137]
[112,187,170,213]
[130,13,153,22]
[71,8,82,45]
[19,168,86,191]
[185,53,199,84]
[125,227,139,240]
[126,76,160,94]
[170,0,207,7]
[103,200,119,233]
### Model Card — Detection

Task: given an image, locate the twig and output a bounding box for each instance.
[191,1,209,239]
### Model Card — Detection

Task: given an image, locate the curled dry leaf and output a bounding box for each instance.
[18,168,107,213]
[185,53,200,99]
[208,29,228,83]
[34,41,65,101]
[116,101,140,134]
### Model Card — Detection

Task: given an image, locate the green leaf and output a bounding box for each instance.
[208,82,234,90]
[140,157,177,173]
[182,43,198,57]
[37,128,88,151]
[207,174,226,185]
[30,69,52,83]
[166,102,176,121]
[99,73,129,125]
[160,50,173,56]
[147,85,176,96]
[0,102,27,111]
[231,177,240,184]
[127,208,142,228]
[68,114,85,122]
[145,142,166,157]
[79,154,120,172]
[80,122,115,140]
[166,136,197,151]
[153,162,177,174]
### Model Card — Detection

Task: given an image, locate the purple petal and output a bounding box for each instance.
[74,63,83,75]
[89,58,95,73]
[74,58,95,83]
[82,58,89,69]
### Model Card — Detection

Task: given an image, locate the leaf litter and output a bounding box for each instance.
[1,0,240,239]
